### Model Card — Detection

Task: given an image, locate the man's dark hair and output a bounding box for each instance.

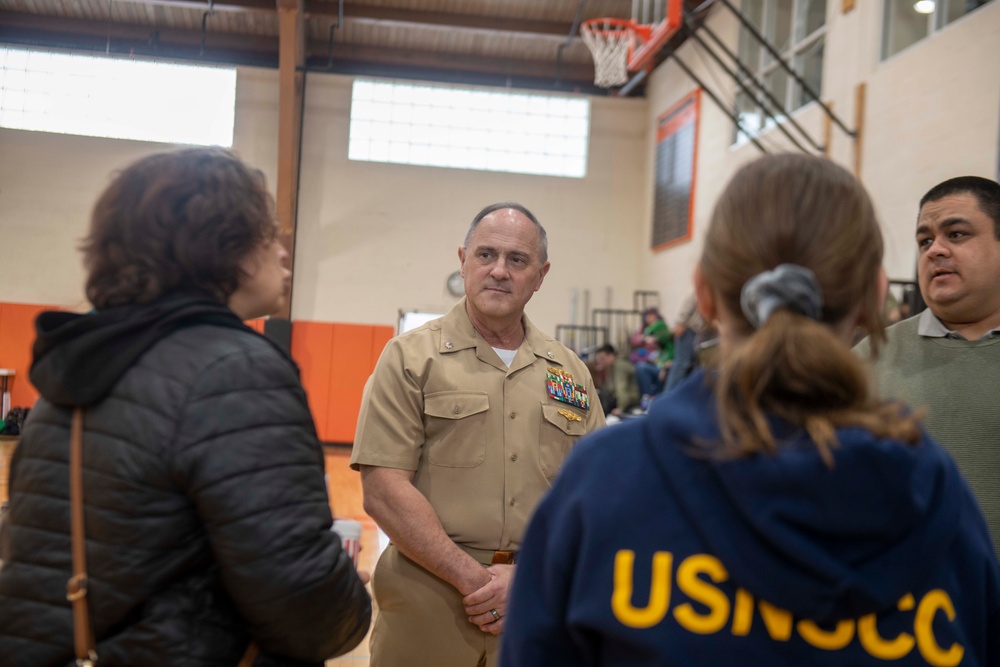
[920,176,1000,239]
[82,148,277,309]
[596,344,617,356]
[464,201,548,264]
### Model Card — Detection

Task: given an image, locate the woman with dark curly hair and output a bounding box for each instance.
[500,154,1000,666]
[0,148,371,666]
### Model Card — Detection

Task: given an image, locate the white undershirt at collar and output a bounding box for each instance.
[493,347,517,367]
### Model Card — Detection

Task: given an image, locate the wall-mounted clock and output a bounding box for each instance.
[446,271,465,297]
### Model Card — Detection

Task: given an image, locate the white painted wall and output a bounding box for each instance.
[0,130,162,310]
[0,69,650,336]
[643,0,1000,322]
[279,71,650,332]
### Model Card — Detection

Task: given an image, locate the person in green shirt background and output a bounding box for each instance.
[633,307,673,402]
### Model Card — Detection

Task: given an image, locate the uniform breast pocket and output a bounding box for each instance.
[423,392,490,467]
[538,403,587,480]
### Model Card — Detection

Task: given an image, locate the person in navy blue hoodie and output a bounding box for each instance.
[500,154,1000,667]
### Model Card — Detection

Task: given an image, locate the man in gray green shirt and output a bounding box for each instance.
[594,344,641,417]
[857,176,1000,554]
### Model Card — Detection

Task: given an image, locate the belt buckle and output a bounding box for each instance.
[491,550,516,565]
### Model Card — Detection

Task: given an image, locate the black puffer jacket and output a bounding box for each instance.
[0,295,371,666]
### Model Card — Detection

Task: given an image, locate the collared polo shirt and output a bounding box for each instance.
[917,308,1000,340]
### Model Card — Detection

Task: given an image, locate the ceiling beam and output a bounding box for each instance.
[0,12,598,84]
[113,0,277,11]
[334,5,574,36]
[110,0,582,36]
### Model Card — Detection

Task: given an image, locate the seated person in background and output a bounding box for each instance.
[594,344,640,417]
[500,154,1000,666]
[665,294,705,392]
[585,358,606,393]
[633,307,674,400]
[627,335,656,366]
[856,175,1000,555]
[0,148,372,666]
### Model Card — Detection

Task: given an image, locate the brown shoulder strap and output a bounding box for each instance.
[67,407,97,666]
[238,642,259,667]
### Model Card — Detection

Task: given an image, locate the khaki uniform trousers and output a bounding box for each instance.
[370,544,500,667]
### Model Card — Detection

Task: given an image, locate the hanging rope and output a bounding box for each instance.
[199,0,215,58]
[327,0,344,69]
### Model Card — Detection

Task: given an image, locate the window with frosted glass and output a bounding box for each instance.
[0,47,236,146]
[733,0,827,144]
[348,80,590,178]
[882,0,993,60]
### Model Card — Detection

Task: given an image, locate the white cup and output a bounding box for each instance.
[332,518,362,565]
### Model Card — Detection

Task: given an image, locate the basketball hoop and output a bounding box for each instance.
[580,19,655,88]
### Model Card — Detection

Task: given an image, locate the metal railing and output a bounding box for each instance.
[554,325,609,360]
[591,308,645,358]
[632,290,661,313]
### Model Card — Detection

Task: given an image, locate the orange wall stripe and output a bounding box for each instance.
[327,324,376,444]
[290,321,335,441]
[0,302,53,409]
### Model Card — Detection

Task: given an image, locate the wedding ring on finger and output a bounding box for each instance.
[489,609,501,622]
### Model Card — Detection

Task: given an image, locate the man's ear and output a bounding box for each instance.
[693,265,716,322]
[534,261,551,292]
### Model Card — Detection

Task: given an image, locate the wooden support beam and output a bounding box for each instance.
[822,101,833,158]
[276,0,305,320]
[853,83,866,179]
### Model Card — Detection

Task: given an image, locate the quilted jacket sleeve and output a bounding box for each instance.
[171,341,371,663]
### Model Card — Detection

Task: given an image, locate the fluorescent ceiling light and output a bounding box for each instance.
[913,0,936,14]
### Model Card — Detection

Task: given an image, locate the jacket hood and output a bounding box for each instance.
[30,293,250,407]
[644,370,962,621]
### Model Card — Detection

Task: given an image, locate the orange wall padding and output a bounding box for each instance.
[290,321,394,443]
[0,302,52,409]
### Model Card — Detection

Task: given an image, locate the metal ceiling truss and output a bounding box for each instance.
[620,0,858,155]
[0,0,607,93]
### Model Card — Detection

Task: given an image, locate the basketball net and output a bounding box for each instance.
[580,19,634,88]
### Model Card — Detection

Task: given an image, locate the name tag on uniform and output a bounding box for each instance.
[546,367,590,411]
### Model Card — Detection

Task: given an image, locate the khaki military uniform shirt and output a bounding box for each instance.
[351,299,605,551]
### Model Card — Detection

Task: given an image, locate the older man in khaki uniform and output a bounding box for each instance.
[351,202,604,667]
